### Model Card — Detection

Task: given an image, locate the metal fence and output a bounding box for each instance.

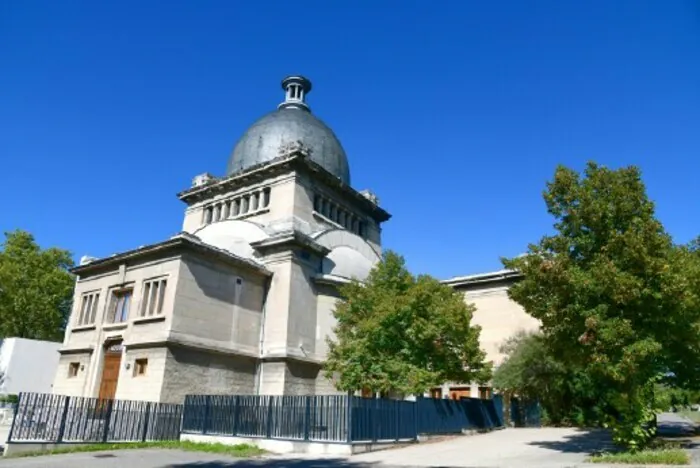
[183,394,350,442]
[8,392,182,444]
[182,394,505,443]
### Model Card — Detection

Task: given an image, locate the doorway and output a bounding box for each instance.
[98,340,123,401]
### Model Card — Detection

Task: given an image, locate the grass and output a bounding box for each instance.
[588,448,690,465]
[7,440,266,459]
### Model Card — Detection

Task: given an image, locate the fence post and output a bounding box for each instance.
[101,399,114,443]
[56,396,71,443]
[266,396,274,438]
[6,392,22,443]
[345,392,352,443]
[141,402,152,442]
[395,400,399,441]
[413,396,419,440]
[304,396,311,441]
[202,396,211,435]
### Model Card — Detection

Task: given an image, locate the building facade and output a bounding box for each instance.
[435,270,540,400]
[52,76,538,403]
[0,338,61,395]
[52,76,390,403]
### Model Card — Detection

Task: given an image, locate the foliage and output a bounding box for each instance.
[325,250,491,395]
[502,162,700,450]
[588,448,690,465]
[8,441,265,459]
[0,230,75,341]
[0,393,18,404]
[493,331,607,426]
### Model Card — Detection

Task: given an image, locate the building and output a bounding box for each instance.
[52,76,390,403]
[0,338,61,395]
[52,75,539,403]
[435,270,539,400]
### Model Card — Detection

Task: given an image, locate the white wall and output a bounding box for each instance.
[0,338,61,395]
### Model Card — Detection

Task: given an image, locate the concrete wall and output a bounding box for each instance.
[0,338,61,395]
[161,346,256,403]
[115,347,168,401]
[182,174,296,234]
[314,286,340,359]
[171,254,266,356]
[461,282,540,366]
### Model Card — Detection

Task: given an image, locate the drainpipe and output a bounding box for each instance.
[256,276,272,395]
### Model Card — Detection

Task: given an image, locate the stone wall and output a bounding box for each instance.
[160,346,256,403]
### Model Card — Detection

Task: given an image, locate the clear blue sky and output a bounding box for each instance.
[1,1,699,279]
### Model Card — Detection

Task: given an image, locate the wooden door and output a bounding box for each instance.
[98,345,122,401]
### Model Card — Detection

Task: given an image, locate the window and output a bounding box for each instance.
[262,188,270,208]
[479,387,492,399]
[203,206,213,224]
[107,288,133,323]
[134,358,148,376]
[232,199,240,216]
[77,291,100,326]
[68,362,80,378]
[140,278,167,317]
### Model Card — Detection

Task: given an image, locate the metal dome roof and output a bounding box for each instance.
[225,76,351,185]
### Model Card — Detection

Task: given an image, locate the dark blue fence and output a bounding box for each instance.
[183,394,350,442]
[8,392,182,443]
[350,397,416,441]
[415,397,503,435]
[510,397,541,427]
[182,394,504,443]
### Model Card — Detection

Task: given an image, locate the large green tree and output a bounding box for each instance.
[493,331,607,426]
[503,162,700,449]
[0,230,75,341]
[325,251,491,395]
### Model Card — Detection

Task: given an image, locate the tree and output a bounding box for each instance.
[493,331,607,426]
[502,162,700,449]
[324,251,491,395]
[0,230,75,341]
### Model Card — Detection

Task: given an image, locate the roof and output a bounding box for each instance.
[72,232,272,277]
[226,76,350,185]
[442,269,522,287]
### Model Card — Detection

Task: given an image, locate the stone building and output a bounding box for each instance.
[435,270,539,400]
[52,76,390,403]
[52,76,538,403]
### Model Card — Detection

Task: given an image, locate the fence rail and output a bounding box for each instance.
[182,394,504,443]
[8,392,182,444]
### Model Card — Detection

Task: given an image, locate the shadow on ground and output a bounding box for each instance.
[526,428,616,455]
[169,460,380,468]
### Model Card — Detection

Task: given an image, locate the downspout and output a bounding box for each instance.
[255,275,272,395]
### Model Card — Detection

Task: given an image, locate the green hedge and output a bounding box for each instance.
[0,394,19,404]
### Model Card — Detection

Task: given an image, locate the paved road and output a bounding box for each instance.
[0,414,696,468]
[0,428,614,468]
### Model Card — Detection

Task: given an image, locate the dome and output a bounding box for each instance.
[226,76,350,185]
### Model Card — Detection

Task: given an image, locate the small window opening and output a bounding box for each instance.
[134,358,148,377]
[68,362,80,378]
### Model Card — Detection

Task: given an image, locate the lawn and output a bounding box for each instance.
[588,448,690,465]
[7,440,266,458]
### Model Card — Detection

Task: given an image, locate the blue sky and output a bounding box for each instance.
[1,1,699,279]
